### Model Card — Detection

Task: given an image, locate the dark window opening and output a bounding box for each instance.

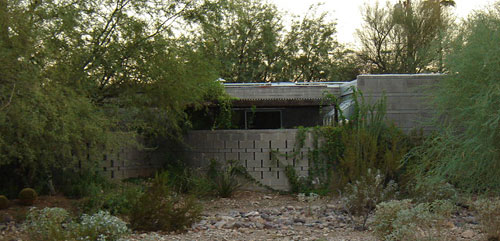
[246,110,282,129]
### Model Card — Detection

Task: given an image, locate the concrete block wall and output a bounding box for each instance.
[184,129,314,190]
[357,74,442,133]
[98,141,163,180]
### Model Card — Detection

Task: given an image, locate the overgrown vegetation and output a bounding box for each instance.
[373,199,455,241]
[407,2,500,193]
[341,169,398,230]
[129,172,202,232]
[282,89,413,195]
[24,207,129,241]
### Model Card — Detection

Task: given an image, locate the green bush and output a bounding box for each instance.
[129,172,202,232]
[473,197,500,241]
[410,2,500,193]
[0,195,8,209]
[24,207,129,241]
[341,169,398,230]
[74,211,129,241]
[373,199,455,241]
[19,188,37,206]
[410,178,458,203]
[208,159,244,198]
[24,207,72,241]
[81,183,144,215]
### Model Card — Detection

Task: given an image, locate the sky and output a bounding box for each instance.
[271,0,498,47]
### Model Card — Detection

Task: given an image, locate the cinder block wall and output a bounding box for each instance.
[184,129,314,190]
[98,140,163,180]
[357,74,442,133]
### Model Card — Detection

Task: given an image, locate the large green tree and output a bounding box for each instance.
[409,1,500,192]
[0,0,221,193]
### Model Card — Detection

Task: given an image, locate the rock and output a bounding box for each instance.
[214,221,226,229]
[264,222,276,229]
[219,216,235,221]
[244,211,260,217]
[462,230,475,239]
[255,222,264,229]
[293,218,306,224]
[232,222,245,229]
[263,195,273,200]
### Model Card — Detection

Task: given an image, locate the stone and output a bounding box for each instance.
[293,218,306,224]
[462,230,475,239]
[214,221,226,229]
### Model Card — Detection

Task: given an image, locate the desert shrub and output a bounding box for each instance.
[58,170,111,199]
[24,207,72,241]
[129,172,202,232]
[81,183,144,215]
[207,159,245,198]
[373,199,455,241]
[19,188,38,206]
[74,211,129,241]
[25,207,129,241]
[287,91,411,194]
[341,169,398,230]
[409,3,500,193]
[0,195,9,209]
[473,197,500,241]
[410,178,458,203]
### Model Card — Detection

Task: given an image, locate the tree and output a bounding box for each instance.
[356,0,455,73]
[0,0,222,193]
[409,2,500,192]
[194,0,283,82]
[278,4,356,82]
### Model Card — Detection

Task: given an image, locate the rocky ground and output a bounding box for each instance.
[0,191,487,240]
[125,191,485,241]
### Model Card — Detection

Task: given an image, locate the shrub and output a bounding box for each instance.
[410,2,500,192]
[411,178,458,203]
[19,188,37,206]
[80,183,143,215]
[129,172,202,232]
[373,199,455,241]
[0,195,9,209]
[473,197,500,241]
[24,207,72,241]
[341,169,397,230]
[25,207,129,241]
[75,211,129,241]
[208,159,244,198]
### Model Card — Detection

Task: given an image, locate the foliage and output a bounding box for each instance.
[341,169,398,230]
[24,207,72,241]
[409,2,500,193]
[0,0,224,193]
[74,211,129,241]
[57,170,112,199]
[129,172,202,232]
[193,0,358,82]
[283,90,411,194]
[207,159,246,198]
[0,195,8,209]
[19,188,38,206]
[80,183,144,216]
[357,0,455,73]
[409,177,458,203]
[24,207,129,241]
[473,197,500,241]
[373,199,455,241]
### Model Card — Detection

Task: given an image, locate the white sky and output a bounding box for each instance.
[271,0,498,47]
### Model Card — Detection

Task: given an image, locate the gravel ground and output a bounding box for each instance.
[0,191,486,240]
